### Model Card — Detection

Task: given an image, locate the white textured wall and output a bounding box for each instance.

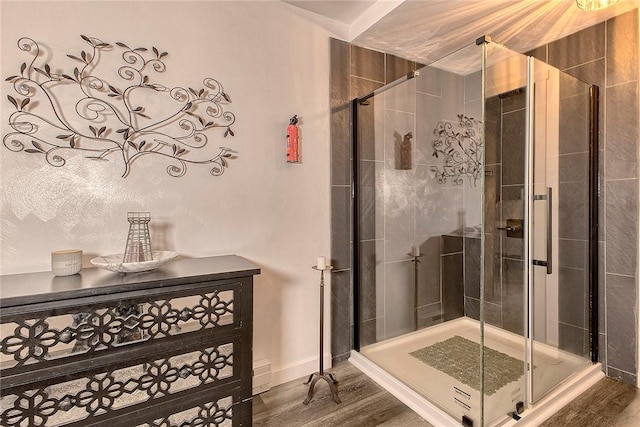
[1,0,332,385]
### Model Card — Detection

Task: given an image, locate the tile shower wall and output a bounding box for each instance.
[330,9,639,384]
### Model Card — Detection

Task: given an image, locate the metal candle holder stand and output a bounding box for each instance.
[303,265,341,405]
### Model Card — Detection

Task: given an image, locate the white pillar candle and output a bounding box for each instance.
[413,246,420,257]
[317,256,327,270]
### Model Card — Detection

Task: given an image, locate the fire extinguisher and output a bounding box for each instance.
[286,115,300,163]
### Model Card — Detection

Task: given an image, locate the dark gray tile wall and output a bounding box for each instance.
[606,82,638,180]
[330,39,351,188]
[442,253,464,322]
[417,235,443,307]
[548,23,606,71]
[606,273,638,376]
[484,234,501,305]
[502,259,525,336]
[351,45,385,82]
[501,109,526,186]
[386,54,417,83]
[442,235,464,324]
[359,240,379,321]
[607,11,639,87]
[330,38,352,363]
[605,179,638,276]
[464,237,481,299]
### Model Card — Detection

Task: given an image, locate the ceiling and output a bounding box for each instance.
[283,0,378,24]
[283,0,640,66]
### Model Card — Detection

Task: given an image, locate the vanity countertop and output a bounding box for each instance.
[0,255,260,308]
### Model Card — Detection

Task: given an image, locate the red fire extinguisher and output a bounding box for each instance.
[286,115,300,163]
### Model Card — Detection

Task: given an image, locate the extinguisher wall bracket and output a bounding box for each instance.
[286,114,301,164]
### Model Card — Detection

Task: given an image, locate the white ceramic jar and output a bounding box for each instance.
[51,249,83,276]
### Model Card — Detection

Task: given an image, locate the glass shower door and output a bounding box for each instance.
[528,57,593,402]
[482,41,530,427]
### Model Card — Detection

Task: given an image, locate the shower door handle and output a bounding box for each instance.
[532,187,552,275]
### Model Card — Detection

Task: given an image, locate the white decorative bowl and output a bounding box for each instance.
[91,251,178,273]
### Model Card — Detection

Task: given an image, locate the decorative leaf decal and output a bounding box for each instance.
[7,95,18,109]
[4,35,237,178]
[431,115,483,186]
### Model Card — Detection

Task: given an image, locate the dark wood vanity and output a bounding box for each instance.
[0,255,260,426]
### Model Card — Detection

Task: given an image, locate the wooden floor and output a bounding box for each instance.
[541,376,639,427]
[253,361,640,427]
[252,362,433,427]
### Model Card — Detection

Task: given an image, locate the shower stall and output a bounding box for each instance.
[350,38,599,427]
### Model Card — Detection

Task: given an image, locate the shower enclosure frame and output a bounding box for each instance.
[349,36,600,425]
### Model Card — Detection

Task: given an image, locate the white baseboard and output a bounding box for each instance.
[270,353,333,387]
[253,359,272,395]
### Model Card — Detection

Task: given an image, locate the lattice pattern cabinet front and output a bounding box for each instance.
[0,255,260,427]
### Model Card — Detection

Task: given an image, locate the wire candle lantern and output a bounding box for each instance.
[123,212,152,263]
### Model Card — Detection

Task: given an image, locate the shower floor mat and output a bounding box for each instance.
[410,335,524,395]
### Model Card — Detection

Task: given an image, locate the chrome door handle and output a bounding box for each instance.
[532,187,552,275]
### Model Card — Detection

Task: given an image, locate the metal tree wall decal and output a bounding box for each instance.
[431,114,483,186]
[4,35,236,178]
